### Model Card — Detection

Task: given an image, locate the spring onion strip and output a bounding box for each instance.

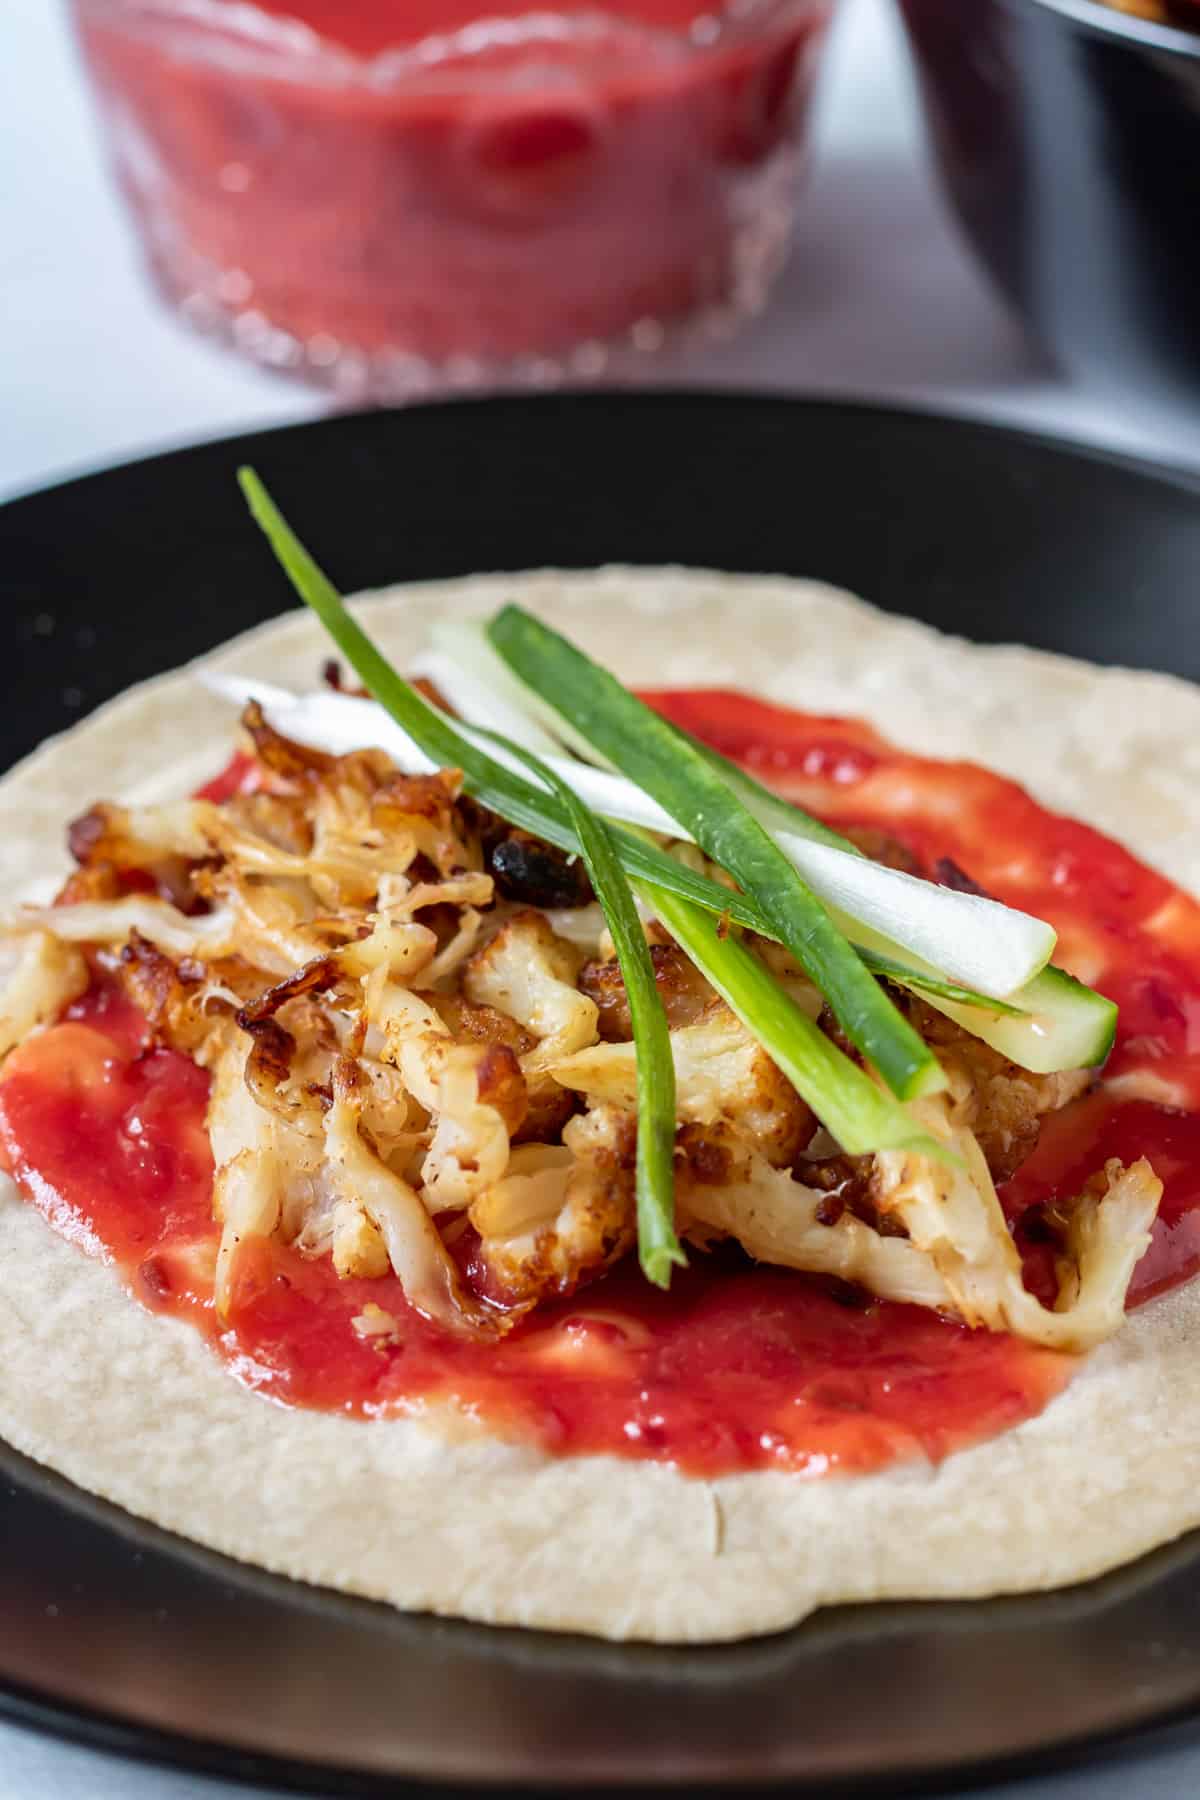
[428,618,852,850]
[692,740,1119,1060]
[233,471,828,942]
[855,950,1025,1017]
[650,725,1057,1001]
[202,673,1028,1024]
[927,964,1117,1073]
[644,887,950,1162]
[775,832,1054,996]
[478,733,684,1287]
[672,723,860,853]
[667,732,1118,1063]
[427,619,1056,997]
[427,618,614,767]
[487,604,942,1102]
[231,486,1078,1081]
[414,636,566,762]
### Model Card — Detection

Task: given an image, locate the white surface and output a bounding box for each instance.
[2,0,1200,1795]
[2,0,1199,504]
[0,1714,1198,1800]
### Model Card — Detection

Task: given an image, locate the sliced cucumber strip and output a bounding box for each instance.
[916,964,1117,1073]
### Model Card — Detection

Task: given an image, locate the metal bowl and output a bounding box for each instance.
[900,0,1200,402]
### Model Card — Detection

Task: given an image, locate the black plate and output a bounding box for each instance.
[4,393,1200,1796]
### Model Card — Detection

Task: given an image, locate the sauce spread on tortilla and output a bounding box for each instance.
[4,691,1200,1478]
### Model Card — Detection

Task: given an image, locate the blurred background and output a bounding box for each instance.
[5,0,1198,506]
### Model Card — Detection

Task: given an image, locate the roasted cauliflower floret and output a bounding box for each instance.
[463,910,598,1065]
[579,943,716,1041]
[816,992,1093,1185]
[426,992,576,1142]
[330,1196,390,1281]
[369,983,524,1210]
[548,1004,813,1169]
[469,1106,637,1305]
[868,1092,1160,1350]
[675,1125,953,1311]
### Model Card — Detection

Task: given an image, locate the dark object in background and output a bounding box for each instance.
[900,0,1200,403]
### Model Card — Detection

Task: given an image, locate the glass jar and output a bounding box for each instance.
[71,0,835,396]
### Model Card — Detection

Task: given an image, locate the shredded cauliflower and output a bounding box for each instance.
[675,1125,954,1312]
[0,932,88,1060]
[0,703,1162,1354]
[869,1089,1160,1351]
[548,1003,813,1170]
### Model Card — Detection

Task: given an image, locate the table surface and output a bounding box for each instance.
[4,0,1200,1794]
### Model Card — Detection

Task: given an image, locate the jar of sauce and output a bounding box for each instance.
[71,0,834,394]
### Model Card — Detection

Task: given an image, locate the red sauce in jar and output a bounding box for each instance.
[254,0,779,55]
[71,0,829,369]
[4,690,1199,1479]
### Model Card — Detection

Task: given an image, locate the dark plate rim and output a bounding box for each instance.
[4,1666,1200,1800]
[5,390,1200,1798]
[4,390,1200,523]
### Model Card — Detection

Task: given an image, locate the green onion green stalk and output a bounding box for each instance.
[477,732,686,1288]
[487,604,940,1102]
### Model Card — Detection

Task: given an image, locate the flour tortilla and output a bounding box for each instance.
[3,567,1200,1645]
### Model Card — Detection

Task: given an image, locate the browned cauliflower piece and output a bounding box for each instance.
[579,943,717,1041]
[469,1107,637,1305]
[547,1004,813,1170]
[463,910,598,1064]
[427,992,576,1143]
